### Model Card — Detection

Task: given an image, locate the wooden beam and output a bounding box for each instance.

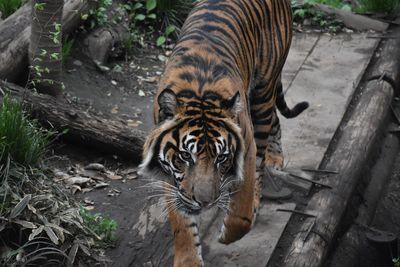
[283,27,400,267]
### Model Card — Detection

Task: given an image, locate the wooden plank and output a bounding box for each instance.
[282,33,320,90]
[281,33,380,170]
[283,27,400,267]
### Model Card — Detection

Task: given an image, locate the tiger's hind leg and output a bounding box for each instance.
[251,78,297,200]
[250,81,284,170]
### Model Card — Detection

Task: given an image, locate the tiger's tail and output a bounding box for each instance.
[276,81,309,118]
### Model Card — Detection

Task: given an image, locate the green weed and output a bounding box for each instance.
[0,96,52,166]
[0,0,22,18]
[62,36,74,61]
[394,258,400,267]
[80,208,117,247]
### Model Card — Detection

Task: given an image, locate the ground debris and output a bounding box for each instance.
[54,163,131,194]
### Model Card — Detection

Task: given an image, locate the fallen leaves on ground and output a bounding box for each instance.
[54,163,139,194]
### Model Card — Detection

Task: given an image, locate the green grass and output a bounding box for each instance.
[80,208,117,247]
[0,0,22,18]
[0,96,52,166]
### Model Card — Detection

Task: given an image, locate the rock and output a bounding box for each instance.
[73,60,83,66]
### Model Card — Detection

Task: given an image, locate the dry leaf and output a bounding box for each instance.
[67,177,91,185]
[13,220,37,229]
[127,174,138,180]
[84,163,105,172]
[84,199,95,205]
[111,106,119,114]
[108,174,123,180]
[10,195,31,219]
[94,182,109,189]
[121,168,137,175]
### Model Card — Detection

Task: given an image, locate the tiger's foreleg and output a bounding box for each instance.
[218,141,259,244]
[168,208,203,267]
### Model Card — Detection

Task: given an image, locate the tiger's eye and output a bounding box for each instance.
[216,154,228,164]
[179,151,193,162]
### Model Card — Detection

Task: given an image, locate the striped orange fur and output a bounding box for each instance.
[139,1,308,266]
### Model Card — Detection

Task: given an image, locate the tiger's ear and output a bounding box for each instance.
[158,88,177,122]
[222,91,242,117]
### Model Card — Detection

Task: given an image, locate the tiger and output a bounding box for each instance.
[138,0,308,266]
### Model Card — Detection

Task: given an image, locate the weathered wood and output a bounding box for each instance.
[0,0,97,82]
[315,4,388,32]
[0,1,32,48]
[83,3,130,65]
[0,80,146,162]
[283,27,400,267]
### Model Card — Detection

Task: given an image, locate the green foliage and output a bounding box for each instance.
[0,0,22,18]
[34,2,46,11]
[88,0,113,28]
[123,0,196,47]
[291,0,343,32]
[394,258,400,267]
[356,0,400,14]
[0,96,52,166]
[62,36,74,60]
[80,208,117,247]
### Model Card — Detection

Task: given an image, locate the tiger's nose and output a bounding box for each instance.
[193,190,215,207]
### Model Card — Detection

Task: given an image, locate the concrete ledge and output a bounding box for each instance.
[282,27,400,267]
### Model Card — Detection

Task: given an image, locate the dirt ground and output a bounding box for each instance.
[62,37,165,133]
[50,34,175,266]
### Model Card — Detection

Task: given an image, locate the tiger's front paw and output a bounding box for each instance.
[263,153,284,170]
[174,256,204,267]
[218,216,252,244]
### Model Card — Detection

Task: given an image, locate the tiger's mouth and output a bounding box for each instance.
[175,190,230,215]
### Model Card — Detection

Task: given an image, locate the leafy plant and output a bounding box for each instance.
[80,208,117,247]
[123,0,196,47]
[0,0,22,18]
[291,0,344,32]
[0,96,52,166]
[62,36,74,61]
[88,0,113,28]
[157,25,176,46]
[356,0,400,14]
[394,258,400,267]
[156,0,196,34]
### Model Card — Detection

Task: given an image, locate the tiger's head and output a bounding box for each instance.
[139,88,244,215]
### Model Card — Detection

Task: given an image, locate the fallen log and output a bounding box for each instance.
[315,4,388,32]
[0,1,32,49]
[283,27,400,267]
[0,80,146,162]
[0,0,97,82]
